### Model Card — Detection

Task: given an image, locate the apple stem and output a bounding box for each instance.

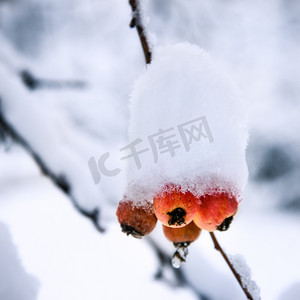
[209,232,254,300]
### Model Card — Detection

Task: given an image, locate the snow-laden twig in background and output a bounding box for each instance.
[210,232,257,300]
[0,100,104,233]
[0,52,86,91]
[228,253,261,300]
[20,70,87,91]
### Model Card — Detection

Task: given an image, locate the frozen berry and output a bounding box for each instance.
[193,191,238,232]
[116,199,157,238]
[153,185,200,228]
[163,221,201,245]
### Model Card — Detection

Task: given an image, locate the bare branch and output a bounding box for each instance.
[129,0,152,64]
[0,100,104,233]
[20,70,87,90]
[209,232,254,300]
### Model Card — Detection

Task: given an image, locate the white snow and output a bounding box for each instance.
[1,0,300,300]
[0,32,128,218]
[0,151,198,300]
[278,282,300,300]
[126,43,248,202]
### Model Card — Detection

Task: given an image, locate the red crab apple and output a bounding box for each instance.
[193,191,238,232]
[153,185,200,228]
[116,199,157,238]
[163,221,201,244]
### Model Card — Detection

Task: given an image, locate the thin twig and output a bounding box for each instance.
[0,101,104,233]
[129,0,152,64]
[210,232,253,300]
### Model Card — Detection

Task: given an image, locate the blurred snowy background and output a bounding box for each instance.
[0,0,300,299]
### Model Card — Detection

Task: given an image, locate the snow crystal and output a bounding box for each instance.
[229,254,261,300]
[125,43,248,202]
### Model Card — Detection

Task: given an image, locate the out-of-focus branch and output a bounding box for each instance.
[146,237,210,300]
[0,49,86,90]
[129,0,152,64]
[20,70,87,90]
[210,232,254,300]
[0,100,104,233]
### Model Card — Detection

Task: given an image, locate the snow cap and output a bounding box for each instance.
[125,43,248,203]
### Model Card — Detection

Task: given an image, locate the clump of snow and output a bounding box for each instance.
[0,48,126,216]
[0,221,39,300]
[228,253,261,300]
[125,43,248,202]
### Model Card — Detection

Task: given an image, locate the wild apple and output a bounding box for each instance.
[163,221,201,244]
[153,185,200,228]
[193,191,238,232]
[116,199,157,238]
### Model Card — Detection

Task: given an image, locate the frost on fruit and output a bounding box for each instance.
[116,200,157,238]
[153,185,200,228]
[123,42,248,255]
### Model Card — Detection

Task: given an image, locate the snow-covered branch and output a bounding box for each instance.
[20,70,87,91]
[210,232,256,300]
[0,100,104,233]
